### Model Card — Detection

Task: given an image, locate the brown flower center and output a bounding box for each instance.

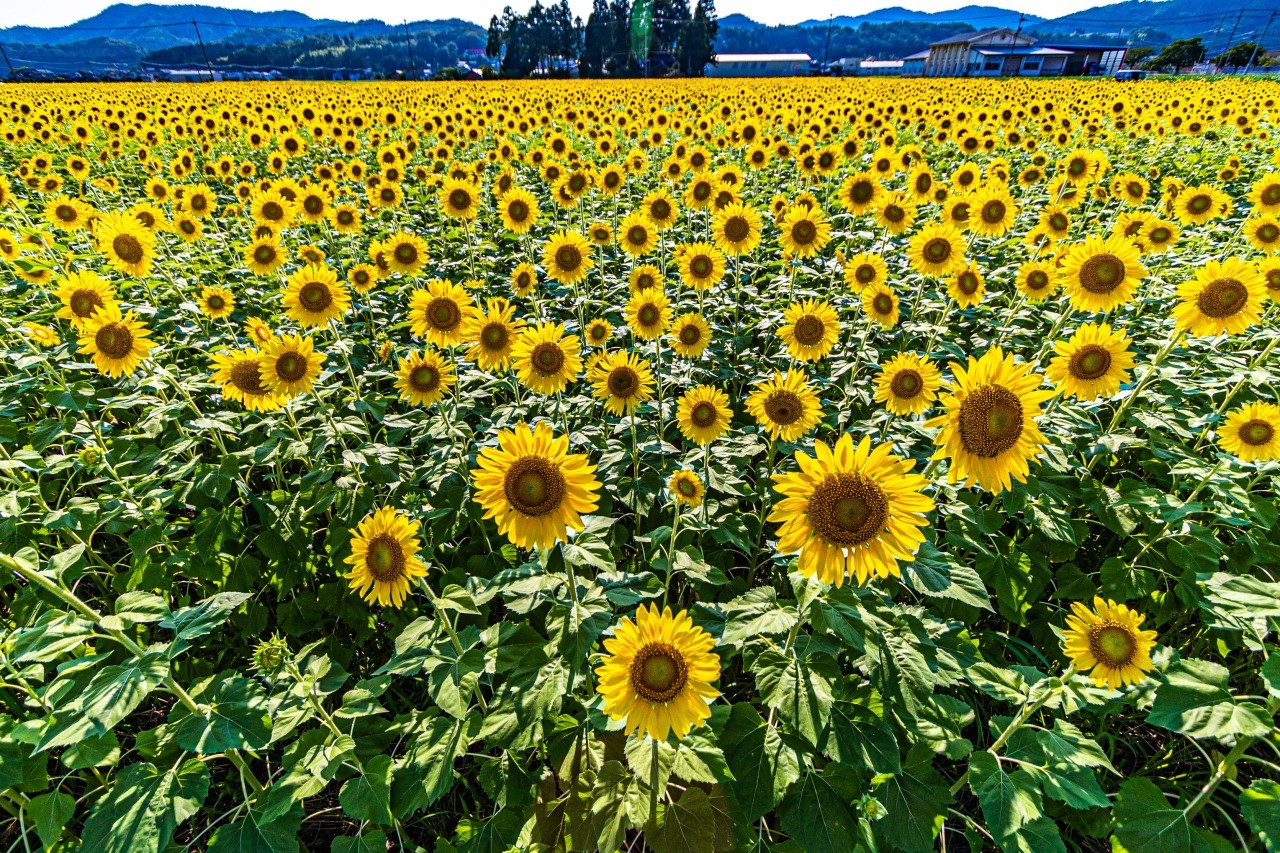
[507,200,528,222]
[481,323,509,350]
[690,255,712,278]
[427,298,461,331]
[872,293,894,315]
[791,219,817,244]
[555,244,583,272]
[923,237,952,264]
[261,201,284,221]
[1088,622,1137,668]
[629,642,688,703]
[690,401,717,427]
[275,351,308,382]
[503,456,566,517]
[1257,223,1280,243]
[849,180,873,204]
[395,243,418,265]
[956,272,980,295]
[1196,278,1248,318]
[254,244,277,264]
[890,369,923,399]
[793,315,825,346]
[723,215,750,243]
[410,363,440,393]
[607,366,640,399]
[981,200,1006,224]
[299,282,332,311]
[449,189,472,211]
[637,304,660,328]
[70,288,105,318]
[1240,418,1275,446]
[94,322,134,359]
[1069,344,1112,380]
[807,472,888,547]
[764,390,802,426]
[1079,254,1125,294]
[229,359,268,395]
[958,385,1024,458]
[112,234,144,265]
[650,199,671,221]
[882,204,905,224]
[531,342,565,375]
[1025,270,1050,292]
[855,264,877,284]
[1186,194,1211,214]
[365,533,406,583]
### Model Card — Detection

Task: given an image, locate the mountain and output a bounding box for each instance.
[1034,0,1273,42]
[719,14,764,29]
[797,6,1041,30]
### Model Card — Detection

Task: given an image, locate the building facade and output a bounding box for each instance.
[921,28,1127,78]
[706,54,811,77]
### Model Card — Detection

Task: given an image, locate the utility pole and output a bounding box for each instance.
[1244,10,1276,74]
[1220,8,1245,72]
[191,21,215,81]
[0,42,13,78]
[823,15,833,67]
[1009,12,1025,78]
[403,21,417,78]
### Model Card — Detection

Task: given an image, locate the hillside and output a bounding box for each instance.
[1033,0,1274,41]
[798,6,1040,30]
[717,20,976,61]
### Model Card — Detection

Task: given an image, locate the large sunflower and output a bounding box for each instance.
[512,322,583,396]
[258,333,325,399]
[778,206,831,258]
[78,303,155,378]
[345,507,429,608]
[282,264,351,329]
[925,348,1053,493]
[244,237,287,276]
[969,185,1018,237]
[210,348,281,412]
[769,433,934,586]
[409,279,476,347]
[384,232,429,276]
[395,348,457,406]
[1218,401,1280,462]
[677,242,726,290]
[778,299,840,362]
[471,421,601,549]
[618,212,658,257]
[1172,258,1266,337]
[711,202,762,256]
[1057,234,1146,313]
[499,186,539,234]
[94,211,154,278]
[1046,323,1135,401]
[1172,183,1229,225]
[843,252,887,292]
[55,271,116,330]
[1063,598,1157,689]
[907,222,966,277]
[625,290,672,341]
[874,352,942,416]
[439,177,480,221]
[669,312,711,358]
[838,171,882,215]
[595,604,720,742]
[677,385,733,445]
[746,370,823,443]
[462,297,524,372]
[591,350,655,416]
[542,231,594,285]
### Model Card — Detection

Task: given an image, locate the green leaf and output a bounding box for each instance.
[901,546,992,611]
[590,761,632,853]
[208,806,302,853]
[1240,779,1280,853]
[645,786,715,853]
[776,765,862,853]
[1005,817,1067,853]
[81,759,210,853]
[751,648,837,745]
[331,830,387,853]
[1113,777,1217,853]
[392,715,467,816]
[821,690,901,773]
[717,703,800,822]
[114,591,171,624]
[161,591,252,645]
[26,791,74,848]
[339,754,393,825]
[1147,658,1273,740]
[41,652,169,751]
[1262,653,1280,699]
[62,730,121,770]
[719,587,797,646]
[968,752,1042,844]
[1035,719,1116,773]
[175,676,273,753]
[426,646,487,719]
[872,746,949,853]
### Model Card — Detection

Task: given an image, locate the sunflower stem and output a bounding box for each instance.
[649,736,661,823]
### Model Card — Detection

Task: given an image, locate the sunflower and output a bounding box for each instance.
[395,348,457,406]
[245,237,286,276]
[384,232,429,276]
[584,318,612,348]
[874,352,942,416]
[677,242,726,290]
[1218,402,1280,462]
[968,185,1017,237]
[512,322,583,396]
[1244,215,1280,254]
[677,385,733,445]
[843,252,887,292]
[542,231,594,285]
[22,322,58,348]
[348,263,380,294]
[462,297,524,372]
[642,188,679,230]
[55,270,116,329]
[439,177,480,221]
[838,171,881,215]
[44,195,91,232]
[668,312,712,358]
[769,433,934,586]
[245,317,275,346]
[1140,218,1180,254]
[669,470,705,508]
[1063,598,1157,690]
[778,206,831,258]
[250,190,295,228]
[618,212,658,257]
[907,222,966,277]
[1261,258,1280,302]
[94,211,154,277]
[595,603,720,742]
[746,370,823,442]
[925,348,1053,493]
[778,299,839,362]
[199,285,235,319]
[77,303,155,378]
[344,507,429,608]
[1248,172,1280,211]
[499,187,539,234]
[592,350,655,416]
[1173,183,1229,225]
[625,290,672,341]
[1039,204,1072,238]
[471,421,601,550]
[409,279,475,347]
[258,333,325,399]
[511,262,539,297]
[711,202,762,256]
[874,191,917,236]
[1173,258,1266,337]
[588,221,613,246]
[282,264,351,329]
[329,203,362,234]
[629,264,664,294]
[1057,234,1146,313]
[1046,323,1136,401]
[1015,259,1059,302]
[861,284,900,328]
[946,263,986,308]
[209,348,281,412]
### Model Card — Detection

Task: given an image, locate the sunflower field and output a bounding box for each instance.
[1,76,1280,852]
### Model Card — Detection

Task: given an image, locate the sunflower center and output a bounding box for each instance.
[850,181,873,203]
[629,642,688,703]
[555,244,582,271]
[303,196,322,214]
[690,401,717,427]
[891,369,923,399]
[1079,255,1125,294]
[1197,278,1247,318]
[1258,223,1279,243]
[915,174,932,193]
[56,204,77,222]
[764,390,802,426]
[427,298,461,331]
[410,364,439,392]
[951,202,971,222]
[958,385,1024,458]
[254,245,277,264]
[503,456,566,517]
[693,182,711,201]
[365,533,406,583]
[690,256,712,278]
[981,200,1006,224]
[276,352,308,382]
[855,264,876,284]
[71,289,105,317]
[872,294,894,315]
[793,315,825,346]
[807,472,889,547]
[507,200,528,222]
[112,234,144,265]
[1088,622,1137,668]
[679,324,702,346]
[723,216,749,243]
[923,238,952,264]
[1126,181,1144,198]
[638,305,660,327]
[262,201,284,220]
[207,293,226,311]
[607,366,639,398]
[1069,344,1112,380]
[530,342,565,375]
[1186,194,1211,214]
[395,243,418,265]
[449,189,472,211]
[481,323,509,350]
[1025,270,1050,292]
[1262,185,1280,206]
[1240,418,1275,446]
[651,200,671,220]
[791,220,817,244]
[1049,213,1068,232]
[676,477,698,497]
[94,322,135,359]
[229,360,267,395]
[883,204,905,223]
[635,273,656,290]
[957,272,980,295]
[1150,227,1171,243]
[300,282,332,311]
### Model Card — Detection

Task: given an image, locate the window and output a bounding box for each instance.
[984,60,1002,72]
[1022,58,1042,72]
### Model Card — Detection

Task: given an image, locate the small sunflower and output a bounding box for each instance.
[395,348,457,406]
[778,299,840,362]
[677,242,726,290]
[874,352,942,416]
[618,211,658,257]
[542,231,594,285]
[669,470,705,508]
[348,263,380,294]
[1058,234,1146,313]
[1015,259,1060,302]
[769,433,934,587]
[462,297,524,372]
[471,421,601,550]
[344,507,429,608]
[1244,214,1280,254]
[625,290,673,341]
[1063,598,1157,690]
[512,322,583,396]
[1172,183,1229,225]
[210,348,281,412]
[511,262,539,297]
[244,237,286,276]
[861,284,900,328]
[77,303,155,378]
[55,270,116,329]
[409,279,476,347]
[384,232,429,276]
[629,264,664,295]
[677,385,733,445]
[584,318,613,348]
[969,185,1018,237]
[94,211,154,277]
[1218,401,1280,462]
[1046,323,1136,401]
[778,206,831,258]
[595,603,720,742]
[258,333,325,399]
[843,252,887,292]
[499,187,539,234]
[908,222,966,277]
[746,370,823,443]
[22,322,59,348]
[1173,258,1266,337]
[838,171,881,215]
[245,317,275,346]
[591,350,656,416]
[283,264,351,329]
[946,263,986,308]
[199,285,235,319]
[711,202,762,256]
[874,191,917,236]
[669,312,711,358]
[439,177,480,221]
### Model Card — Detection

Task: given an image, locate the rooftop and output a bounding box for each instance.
[713,53,812,62]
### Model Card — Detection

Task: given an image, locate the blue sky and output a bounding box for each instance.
[2,0,1108,30]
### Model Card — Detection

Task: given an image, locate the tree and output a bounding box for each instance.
[677,0,717,76]
[582,0,613,77]
[1145,37,1204,70]
[1125,45,1155,66]
[1215,41,1261,68]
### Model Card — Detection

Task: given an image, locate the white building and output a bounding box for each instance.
[706,53,811,77]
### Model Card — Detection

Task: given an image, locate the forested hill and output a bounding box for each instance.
[716,20,978,61]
